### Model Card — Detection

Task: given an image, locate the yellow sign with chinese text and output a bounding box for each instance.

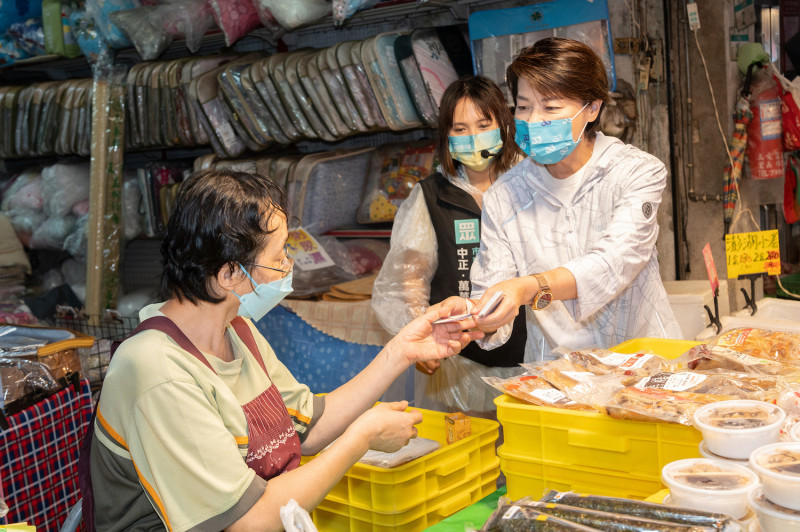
[724,229,780,278]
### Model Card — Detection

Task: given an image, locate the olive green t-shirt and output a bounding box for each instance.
[90,303,322,531]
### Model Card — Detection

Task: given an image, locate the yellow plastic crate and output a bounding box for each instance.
[301,407,499,521]
[311,468,499,532]
[497,338,703,500]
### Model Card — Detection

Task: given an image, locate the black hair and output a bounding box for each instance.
[160,168,288,304]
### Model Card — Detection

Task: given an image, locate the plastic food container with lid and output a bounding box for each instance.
[661,458,759,519]
[749,442,800,511]
[693,400,785,459]
[748,486,800,531]
[698,440,753,470]
[790,421,800,442]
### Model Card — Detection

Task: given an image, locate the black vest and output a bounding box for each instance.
[419,172,527,367]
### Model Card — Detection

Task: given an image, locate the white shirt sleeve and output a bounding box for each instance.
[371,184,438,335]
[563,152,667,321]
[468,188,519,349]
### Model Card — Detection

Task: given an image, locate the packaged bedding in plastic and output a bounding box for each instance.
[291,50,347,139]
[318,46,368,133]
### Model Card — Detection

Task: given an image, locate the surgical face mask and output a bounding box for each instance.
[233,264,293,322]
[448,128,503,172]
[515,103,590,165]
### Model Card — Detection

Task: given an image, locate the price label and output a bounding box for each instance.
[724,229,780,278]
[286,227,335,271]
[702,243,720,293]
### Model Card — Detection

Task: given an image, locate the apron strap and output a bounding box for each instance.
[230,317,269,376]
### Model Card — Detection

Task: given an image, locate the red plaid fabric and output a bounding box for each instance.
[1,379,93,530]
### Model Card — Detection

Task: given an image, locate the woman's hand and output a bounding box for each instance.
[387,297,483,367]
[350,401,423,453]
[473,277,537,332]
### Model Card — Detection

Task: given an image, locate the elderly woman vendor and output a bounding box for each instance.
[87,169,480,531]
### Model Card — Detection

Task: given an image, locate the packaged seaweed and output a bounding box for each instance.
[537,491,744,532]
[482,505,602,531]
[512,500,715,532]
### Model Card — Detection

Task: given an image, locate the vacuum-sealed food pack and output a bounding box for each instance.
[483,373,597,411]
[674,343,800,377]
[357,141,437,223]
[561,348,670,383]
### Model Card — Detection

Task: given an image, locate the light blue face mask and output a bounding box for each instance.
[515,103,590,165]
[233,264,293,322]
[448,128,503,172]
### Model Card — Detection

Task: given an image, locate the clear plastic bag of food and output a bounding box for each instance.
[521,359,623,408]
[672,343,800,378]
[605,371,786,425]
[710,327,800,364]
[483,373,597,411]
[559,348,671,383]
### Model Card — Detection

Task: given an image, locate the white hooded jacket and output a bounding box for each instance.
[471,133,681,360]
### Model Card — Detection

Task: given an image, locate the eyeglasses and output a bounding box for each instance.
[246,249,294,278]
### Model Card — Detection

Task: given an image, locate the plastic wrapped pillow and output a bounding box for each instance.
[109,6,169,60]
[332,0,380,24]
[85,0,141,48]
[1,169,44,212]
[30,214,77,250]
[0,1,42,32]
[209,0,262,47]
[7,18,45,56]
[69,9,110,64]
[8,209,46,244]
[62,213,88,258]
[0,35,28,67]
[252,4,282,35]
[41,162,91,217]
[255,0,330,30]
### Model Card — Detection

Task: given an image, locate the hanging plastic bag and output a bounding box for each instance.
[771,64,800,151]
[69,9,111,64]
[747,67,783,180]
[332,0,380,25]
[209,0,262,47]
[41,162,91,217]
[85,0,141,48]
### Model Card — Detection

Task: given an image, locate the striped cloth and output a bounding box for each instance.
[1,379,93,530]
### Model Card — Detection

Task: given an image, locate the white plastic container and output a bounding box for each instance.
[698,440,753,470]
[693,400,785,459]
[661,458,759,519]
[791,422,800,442]
[748,487,800,531]
[663,280,731,341]
[733,297,800,321]
[750,442,800,511]
[696,313,800,341]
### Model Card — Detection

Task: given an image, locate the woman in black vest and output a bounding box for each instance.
[372,76,528,416]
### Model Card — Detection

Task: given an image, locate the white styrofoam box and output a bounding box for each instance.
[695,313,800,341]
[733,297,800,321]
[663,280,731,341]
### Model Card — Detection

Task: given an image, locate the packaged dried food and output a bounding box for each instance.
[693,400,784,459]
[662,458,758,519]
[712,327,800,364]
[482,373,596,411]
[538,490,743,531]
[483,504,602,531]
[675,343,800,377]
[503,499,716,532]
[562,348,669,383]
[357,141,437,224]
[606,371,785,424]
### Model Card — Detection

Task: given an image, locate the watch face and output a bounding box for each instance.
[534,292,552,310]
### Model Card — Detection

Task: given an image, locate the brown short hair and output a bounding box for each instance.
[437,75,521,178]
[507,37,610,140]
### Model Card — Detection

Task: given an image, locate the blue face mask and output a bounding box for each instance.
[233,265,293,322]
[515,103,590,165]
[448,128,503,172]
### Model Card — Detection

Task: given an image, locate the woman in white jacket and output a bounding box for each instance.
[466,37,681,360]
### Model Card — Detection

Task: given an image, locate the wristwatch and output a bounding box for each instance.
[531,273,553,311]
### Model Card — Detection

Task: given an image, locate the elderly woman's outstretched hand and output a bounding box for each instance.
[387,296,483,367]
